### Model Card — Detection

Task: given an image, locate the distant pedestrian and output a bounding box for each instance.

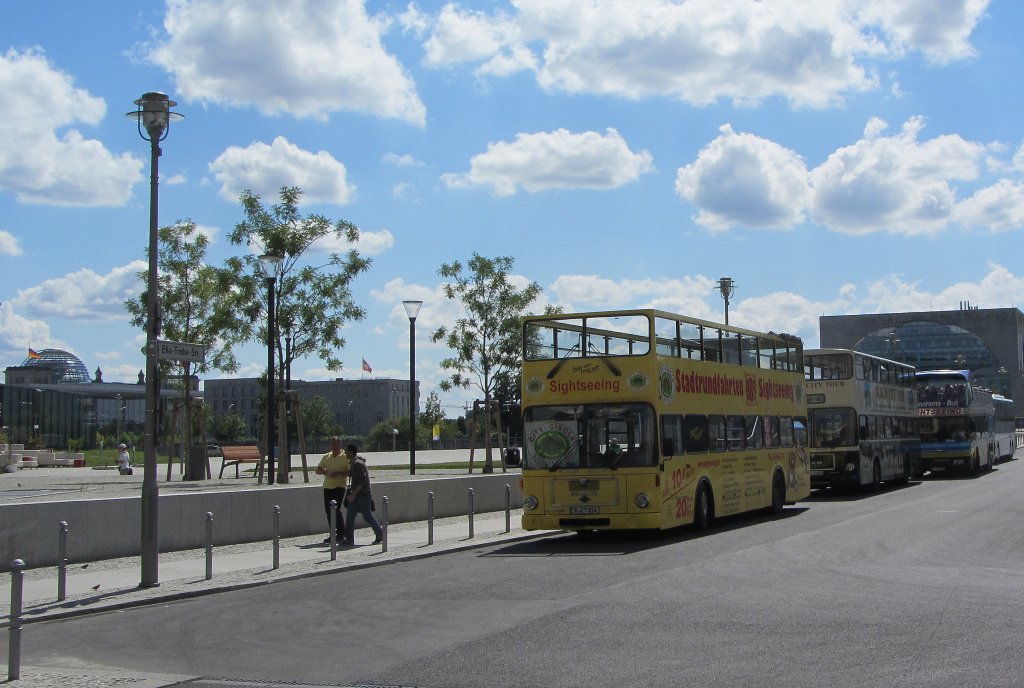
[315,437,349,544]
[344,444,383,546]
[116,443,133,475]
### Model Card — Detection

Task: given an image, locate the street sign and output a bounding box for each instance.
[156,339,205,363]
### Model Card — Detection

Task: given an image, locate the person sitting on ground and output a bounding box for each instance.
[116,443,133,475]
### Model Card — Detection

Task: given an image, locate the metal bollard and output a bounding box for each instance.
[329,500,338,561]
[272,506,281,570]
[427,491,435,545]
[58,521,69,602]
[9,558,25,681]
[468,488,475,539]
[505,484,512,533]
[381,496,389,553]
[205,512,214,581]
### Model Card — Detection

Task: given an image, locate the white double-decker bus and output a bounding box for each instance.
[805,349,919,490]
[915,370,996,474]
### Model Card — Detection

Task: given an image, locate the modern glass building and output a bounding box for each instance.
[820,306,1024,416]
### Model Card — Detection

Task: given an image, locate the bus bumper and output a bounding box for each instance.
[523,512,663,531]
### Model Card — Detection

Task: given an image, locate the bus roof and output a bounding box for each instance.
[523,308,803,343]
[804,347,912,369]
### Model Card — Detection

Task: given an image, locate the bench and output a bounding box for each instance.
[218,445,264,479]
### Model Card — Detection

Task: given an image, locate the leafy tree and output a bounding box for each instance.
[126,220,248,478]
[420,391,445,435]
[431,254,543,472]
[302,394,338,450]
[216,412,247,444]
[226,187,371,482]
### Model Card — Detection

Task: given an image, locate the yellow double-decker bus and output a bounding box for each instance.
[520,309,810,533]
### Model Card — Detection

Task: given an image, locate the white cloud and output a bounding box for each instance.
[810,116,985,235]
[0,48,143,206]
[383,153,424,167]
[149,0,426,125]
[407,1,987,109]
[955,179,1024,232]
[0,229,23,256]
[8,261,145,320]
[856,0,990,64]
[0,303,65,360]
[209,136,356,204]
[675,124,810,231]
[442,128,653,196]
[675,116,1015,236]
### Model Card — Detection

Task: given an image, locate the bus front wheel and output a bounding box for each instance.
[694,483,713,531]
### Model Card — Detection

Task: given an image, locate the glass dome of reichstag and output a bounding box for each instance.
[20,348,92,384]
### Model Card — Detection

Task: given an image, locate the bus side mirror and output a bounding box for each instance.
[661,438,675,457]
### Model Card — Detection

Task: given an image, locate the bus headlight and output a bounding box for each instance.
[634,493,651,509]
[845,462,856,472]
[524,495,539,510]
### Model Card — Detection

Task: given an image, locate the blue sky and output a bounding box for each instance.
[2,0,1023,416]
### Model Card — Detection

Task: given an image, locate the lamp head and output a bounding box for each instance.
[259,253,284,278]
[717,277,735,300]
[126,92,183,142]
[403,300,423,321]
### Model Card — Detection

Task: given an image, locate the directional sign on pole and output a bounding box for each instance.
[156,339,205,363]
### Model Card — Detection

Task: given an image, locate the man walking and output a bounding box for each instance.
[315,437,349,544]
[343,443,383,546]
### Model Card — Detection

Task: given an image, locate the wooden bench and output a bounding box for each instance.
[218,445,264,479]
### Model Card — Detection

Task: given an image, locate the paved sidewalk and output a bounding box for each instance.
[2,508,553,687]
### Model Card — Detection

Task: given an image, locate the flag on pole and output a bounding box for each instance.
[27,348,41,359]
[362,358,372,373]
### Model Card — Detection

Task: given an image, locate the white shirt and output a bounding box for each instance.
[117,449,130,470]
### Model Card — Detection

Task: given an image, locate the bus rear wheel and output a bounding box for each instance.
[693,483,713,531]
[770,471,786,515]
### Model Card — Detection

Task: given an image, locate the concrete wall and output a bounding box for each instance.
[0,474,522,571]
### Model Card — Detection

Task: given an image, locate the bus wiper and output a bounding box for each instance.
[546,342,581,379]
[587,343,622,377]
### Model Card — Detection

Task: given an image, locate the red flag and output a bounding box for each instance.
[362,358,372,373]
[27,348,41,360]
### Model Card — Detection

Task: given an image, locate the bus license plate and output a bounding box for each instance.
[570,506,599,515]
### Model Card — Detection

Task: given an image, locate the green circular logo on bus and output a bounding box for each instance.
[534,430,571,461]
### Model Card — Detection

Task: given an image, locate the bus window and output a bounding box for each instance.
[759,340,776,370]
[709,415,727,451]
[722,332,741,365]
[780,416,795,447]
[726,415,745,451]
[683,414,709,452]
[763,416,781,448]
[680,322,703,360]
[741,335,759,367]
[655,316,679,357]
[810,408,855,448]
[661,414,683,456]
[794,417,808,447]
[745,415,763,449]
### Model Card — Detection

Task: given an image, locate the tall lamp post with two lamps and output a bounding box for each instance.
[403,300,423,475]
[127,92,182,588]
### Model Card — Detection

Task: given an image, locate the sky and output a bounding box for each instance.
[2,0,1024,417]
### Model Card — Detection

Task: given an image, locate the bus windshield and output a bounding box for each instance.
[810,408,856,448]
[523,403,656,470]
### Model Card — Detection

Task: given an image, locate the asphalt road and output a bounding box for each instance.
[10,457,1024,688]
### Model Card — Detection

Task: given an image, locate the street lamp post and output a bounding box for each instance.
[403,300,423,475]
[260,253,284,485]
[716,277,736,325]
[127,91,182,588]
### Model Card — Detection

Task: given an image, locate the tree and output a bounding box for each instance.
[420,391,445,442]
[302,394,338,451]
[431,254,543,472]
[226,187,371,482]
[126,220,248,478]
